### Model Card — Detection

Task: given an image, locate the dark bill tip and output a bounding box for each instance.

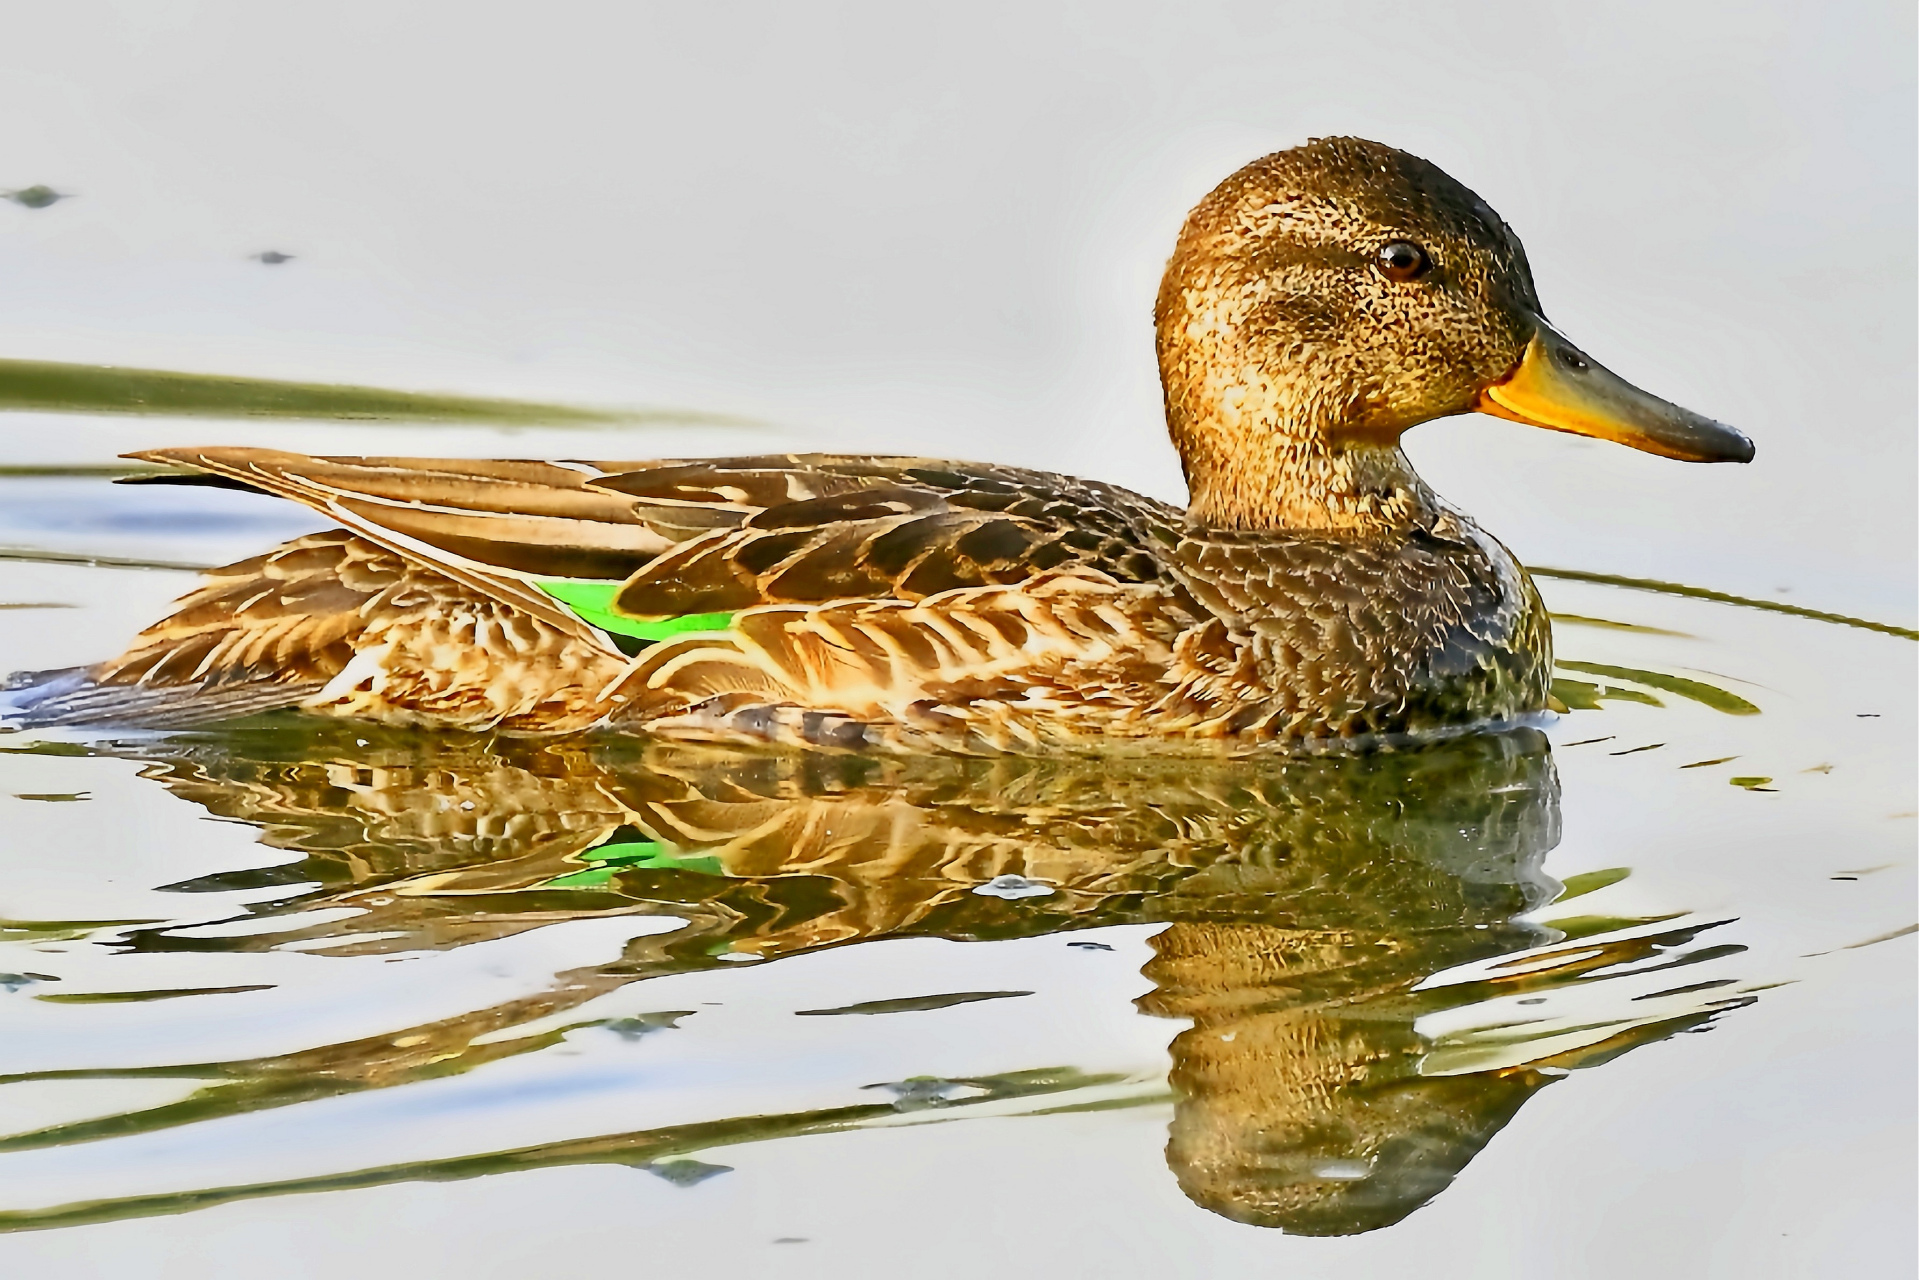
[1475,324,1754,465]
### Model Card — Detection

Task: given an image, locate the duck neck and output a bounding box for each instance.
[1172,407,1441,536]
[1157,302,1447,535]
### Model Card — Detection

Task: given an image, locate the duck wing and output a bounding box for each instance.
[128,447,669,646]
[89,448,1203,745]
[127,448,1184,647]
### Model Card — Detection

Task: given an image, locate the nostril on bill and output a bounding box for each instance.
[1552,344,1591,373]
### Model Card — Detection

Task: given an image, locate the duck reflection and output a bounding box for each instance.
[52,723,1749,1235]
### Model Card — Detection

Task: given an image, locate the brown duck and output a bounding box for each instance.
[11,137,1752,751]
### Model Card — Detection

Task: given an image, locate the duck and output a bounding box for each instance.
[7,137,1752,753]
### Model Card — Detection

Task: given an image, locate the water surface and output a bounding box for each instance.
[0,460,1911,1277]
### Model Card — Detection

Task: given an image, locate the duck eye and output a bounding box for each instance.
[1376,240,1432,282]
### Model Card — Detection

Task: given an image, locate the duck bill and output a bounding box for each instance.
[1474,323,1754,463]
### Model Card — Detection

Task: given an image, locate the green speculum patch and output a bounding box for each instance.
[542,839,728,889]
[536,580,735,643]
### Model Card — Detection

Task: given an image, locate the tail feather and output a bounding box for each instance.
[3,529,385,731]
[2,666,321,729]
[5,527,632,733]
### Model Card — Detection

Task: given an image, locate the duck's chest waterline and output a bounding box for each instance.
[1157,519,1554,740]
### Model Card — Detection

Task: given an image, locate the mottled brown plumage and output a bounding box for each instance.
[9,137,1750,749]
[76,529,631,732]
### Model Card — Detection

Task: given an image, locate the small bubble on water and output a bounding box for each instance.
[1313,1160,1372,1181]
[605,1011,693,1039]
[0,973,58,993]
[864,1077,987,1111]
[973,874,1054,899]
[643,1159,732,1187]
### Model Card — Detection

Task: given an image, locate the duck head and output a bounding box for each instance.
[1156,136,1753,532]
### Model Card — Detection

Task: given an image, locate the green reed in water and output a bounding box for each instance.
[0,357,745,429]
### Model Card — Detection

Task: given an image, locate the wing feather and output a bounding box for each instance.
[129,448,644,646]
[123,448,1188,678]
[605,571,1207,750]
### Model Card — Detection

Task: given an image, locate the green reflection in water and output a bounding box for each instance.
[0,721,1758,1237]
[794,991,1032,1016]
[1557,662,1761,715]
[0,357,734,428]
[1551,678,1662,711]
[1535,567,1918,641]
[1552,868,1631,902]
[0,547,212,573]
[34,985,274,1004]
[0,1066,1123,1235]
[1,187,67,210]
[1549,613,1688,637]
[0,918,160,943]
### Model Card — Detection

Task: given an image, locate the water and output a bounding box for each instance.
[0,459,1911,1277]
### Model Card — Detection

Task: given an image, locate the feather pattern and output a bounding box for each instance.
[14,445,1550,749]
